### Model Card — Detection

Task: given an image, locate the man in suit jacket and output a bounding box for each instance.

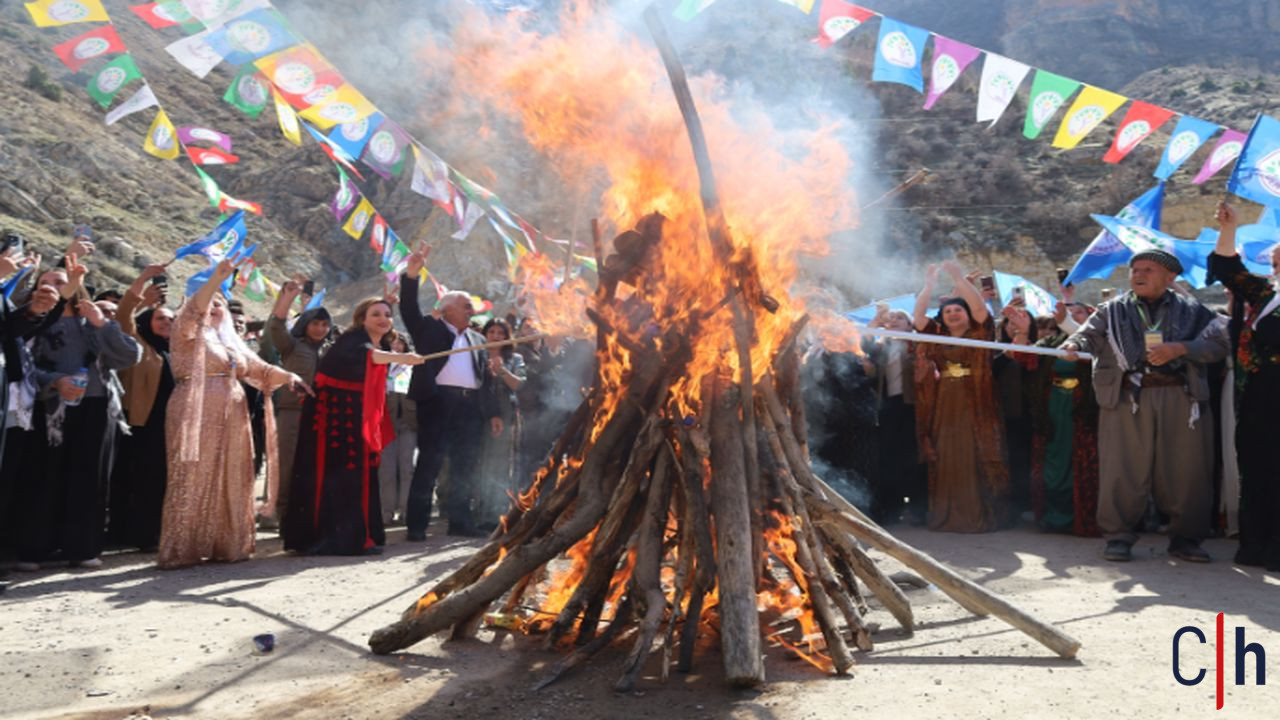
[400,248,501,538]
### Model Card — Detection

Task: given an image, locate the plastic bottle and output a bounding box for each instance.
[64,367,89,407]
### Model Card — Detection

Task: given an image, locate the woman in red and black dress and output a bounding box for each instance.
[1210,203,1280,570]
[284,298,425,555]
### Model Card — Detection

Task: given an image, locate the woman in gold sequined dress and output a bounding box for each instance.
[158,258,307,569]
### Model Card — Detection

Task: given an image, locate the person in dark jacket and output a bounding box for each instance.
[399,246,501,538]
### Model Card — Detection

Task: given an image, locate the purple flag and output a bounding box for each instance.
[1192,129,1248,185]
[360,119,412,179]
[330,168,358,221]
[924,36,981,110]
[177,126,232,152]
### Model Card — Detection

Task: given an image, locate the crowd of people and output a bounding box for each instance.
[0,199,1276,579]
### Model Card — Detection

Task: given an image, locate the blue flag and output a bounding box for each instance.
[1153,115,1219,180]
[1258,205,1279,227]
[174,211,247,261]
[871,18,930,93]
[1064,183,1165,286]
[1,267,31,300]
[327,112,383,161]
[1228,114,1280,209]
[994,271,1057,317]
[1090,214,1214,287]
[304,288,327,311]
[1198,224,1280,276]
[205,8,299,66]
[184,263,235,299]
[845,293,919,325]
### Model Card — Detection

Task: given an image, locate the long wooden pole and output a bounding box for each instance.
[855,325,1094,360]
[414,333,548,362]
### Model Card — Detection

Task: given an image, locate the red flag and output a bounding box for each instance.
[52,25,126,73]
[816,0,876,49]
[129,2,182,29]
[369,214,389,252]
[254,45,345,110]
[1103,101,1176,163]
[186,146,242,166]
[219,194,263,216]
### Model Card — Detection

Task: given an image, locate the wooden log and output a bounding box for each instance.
[662,445,694,682]
[818,524,914,634]
[707,380,766,687]
[674,424,716,673]
[807,496,1082,659]
[616,450,675,691]
[532,593,637,691]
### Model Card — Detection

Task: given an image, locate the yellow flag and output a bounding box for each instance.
[298,85,377,130]
[342,198,375,239]
[272,87,302,146]
[143,109,180,160]
[1051,86,1128,150]
[24,0,109,27]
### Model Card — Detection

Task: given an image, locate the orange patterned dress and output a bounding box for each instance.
[158,300,290,569]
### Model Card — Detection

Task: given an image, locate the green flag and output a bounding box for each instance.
[1023,70,1081,140]
[243,267,268,302]
[223,65,270,118]
[193,166,221,208]
[380,240,411,273]
[86,54,142,109]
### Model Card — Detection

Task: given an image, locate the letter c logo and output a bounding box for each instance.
[1174,626,1207,686]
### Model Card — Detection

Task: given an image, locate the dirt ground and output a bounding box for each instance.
[3,524,1277,720]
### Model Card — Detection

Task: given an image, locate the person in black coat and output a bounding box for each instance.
[399,246,502,538]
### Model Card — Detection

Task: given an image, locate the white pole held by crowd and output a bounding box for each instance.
[417,333,549,363]
[853,324,1094,361]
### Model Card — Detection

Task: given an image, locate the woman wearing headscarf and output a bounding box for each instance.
[265,280,332,529]
[110,265,175,551]
[1210,202,1280,570]
[912,260,1009,533]
[284,298,426,556]
[476,317,526,531]
[158,258,307,569]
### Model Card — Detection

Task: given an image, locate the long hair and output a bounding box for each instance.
[482,317,514,360]
[348,297,395,349]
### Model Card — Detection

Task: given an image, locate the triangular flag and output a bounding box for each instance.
[174,211,246,261]
[186,145,241,166]
[342,197,375,239]
[871,18,930,93]
[1050,86,1127,150]
[52,25,126,73]
[452,199,485,241]
[87,55,143,109]
[815,0,874,50]
[923,35,981,110]
[1153,115,1219,180]
[1192,129,1248,185]
[272,86,302,146]
[193,166,222,207]
[144,109,180,160]
[1091,213,1212,287]
[975,53,1030,126]
[24,0,109,27]
[1022,70,1080,140]
[243,266,269,302]
[1227,114,1280,209]
[223,66,271,117]
[1102,100,1175,163]
[105,84,158,126]
[994,271,1056,318]
[165,29,223,79]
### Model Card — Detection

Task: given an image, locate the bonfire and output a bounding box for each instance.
[368,7,1079,689]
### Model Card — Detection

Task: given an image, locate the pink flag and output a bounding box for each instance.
[1192,129,1248,185]
[923,36,981,110]
[815,0,875,49]
[178,126,233,153]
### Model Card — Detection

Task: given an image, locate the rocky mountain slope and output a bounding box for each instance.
[0,0,1276,317]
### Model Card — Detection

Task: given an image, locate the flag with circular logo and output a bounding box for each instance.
[272,86,302,146]
[342,197,375,239]
[52,25,126,73]
[129,1,190,28]
[815,0,874,49]
[105,84,158,126]
[24,0,109,27]
[369,214,389,252]
[1228,114,1280,209]
[223,65,270,117]
[205,8,299,66]
[1050,85,1127,150]
[1022,70,1080,140]
[186,145,241,166]
[327,111,383,160]
[178,126,233,152]
[1192,129,1247,185]
[165,29,224,79]
[360,119,411,179]
[923,35,980,110]
[976,53,1030,126]
[253,44,344,110]
[1102,100,1175,164]
[331,166,359,221]
[297,84,376,130]
[1153,115,1219,180]
[871,18,930,93]
[86,54,142,109]
[144,109,180,160]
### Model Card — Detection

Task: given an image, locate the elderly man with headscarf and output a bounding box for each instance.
[1062,248,1229,563]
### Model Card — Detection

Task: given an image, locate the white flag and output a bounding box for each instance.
[165,30,222,79]
[409,145,453,205]
[452,200,486,241]
[180,0,270,29]
[975,53,1030,126]
[105,84,158,126]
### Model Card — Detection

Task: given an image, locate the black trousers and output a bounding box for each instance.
[0,427,34,558]
[1005,416,1033,514]
[1236,382,1280,565]
[874,395,926,522]
[17,398,110,563]
[407,389,485,535]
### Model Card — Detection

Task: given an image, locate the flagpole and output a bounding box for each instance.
[415,333,549,363]
[854,324,1094,361]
